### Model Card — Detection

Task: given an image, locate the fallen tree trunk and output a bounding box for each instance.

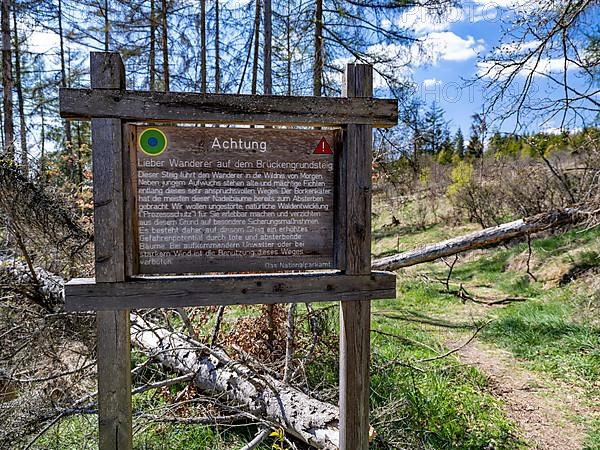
[372,208,582,271]
[1,264,341,449]
[130,314,340,450]
[0,261,65,312]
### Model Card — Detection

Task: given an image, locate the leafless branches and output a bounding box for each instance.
[475,0,599,130]
[0,162,93,279]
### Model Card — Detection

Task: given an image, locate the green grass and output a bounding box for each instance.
[31,212,600,449]
[371,216,600,447]
[33,415,274,450]
[584,418,600,450]
[482,291,600,389]
[368,311,525,449]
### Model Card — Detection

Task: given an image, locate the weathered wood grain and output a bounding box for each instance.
[64,271,396,311]
[59,88,398,127]
[97,310,132,450]
[90,52,125,90]
[124,125,139,276]
[339,64,374,450]
[89,51,132,450]
[92,118,125,281]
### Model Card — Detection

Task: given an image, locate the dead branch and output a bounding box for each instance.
[0,162,92,268]
[414,320,492,363]
[238,428,271,450]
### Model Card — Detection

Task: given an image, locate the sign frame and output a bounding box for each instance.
[60,52,398,450]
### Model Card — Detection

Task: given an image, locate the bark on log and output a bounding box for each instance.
[0,261,65,312]
[372,208,582,271]
[130,314,340,450]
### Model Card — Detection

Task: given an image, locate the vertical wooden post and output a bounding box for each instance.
[90,52,132,450]
[338,64,373,449]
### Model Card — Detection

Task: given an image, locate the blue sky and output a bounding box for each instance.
[388,1,598,136]
[398,2,514,135]
[413,6,502,135]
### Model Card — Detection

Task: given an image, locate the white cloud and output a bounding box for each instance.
[541,126,582,135]
[331,43,413,89]
[421,32,486,64]
[391,5,486,66]
[222,0,252,7]
[26,29,61,54]
[335,32,485,74]
[423,78,443,88]
[477,57,580,79]
[396,6,463,36]
[471,0,530,10]
[470,0,542,18]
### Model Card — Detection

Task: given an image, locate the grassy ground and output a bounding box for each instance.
[29,200,600,449]
[371,199,600,449]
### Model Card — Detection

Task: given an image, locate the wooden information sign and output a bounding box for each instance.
[60,52,399,450]
[132,126,337,273]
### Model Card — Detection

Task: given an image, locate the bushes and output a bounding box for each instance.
[446,147,599,227]
[378,129,600,230]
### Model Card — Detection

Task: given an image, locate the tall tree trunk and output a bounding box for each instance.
[250,0,261,95]
[161,0,170,91]
[103,0,109,51]
[214,0,220,93]
[76,126,83,186]
[1,0,14,160]
[57,0,72,147]
[11,7,26,175]
[200,0,206,93]
[39,97,45,182]
[149,0,156,91]
[313,0,323,96]
[263,0,272,95]
[1,98,4,149]
[236,7,255,94]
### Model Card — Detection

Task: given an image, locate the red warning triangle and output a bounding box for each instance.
[314,137,333,154]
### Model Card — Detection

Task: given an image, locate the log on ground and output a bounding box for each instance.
[130,314,340,450]
[372,208,582,271]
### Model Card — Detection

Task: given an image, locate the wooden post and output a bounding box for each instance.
[90,52,132,450]
[338,64,373,449]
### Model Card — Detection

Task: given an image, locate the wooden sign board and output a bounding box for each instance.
[130,125,338,274]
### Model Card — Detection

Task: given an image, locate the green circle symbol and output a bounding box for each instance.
[139,128,168,156]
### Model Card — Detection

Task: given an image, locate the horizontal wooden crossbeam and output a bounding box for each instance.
[59,88,398,128]
[64,271,397,311]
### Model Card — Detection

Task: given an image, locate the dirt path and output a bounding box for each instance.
[447,338,593,450]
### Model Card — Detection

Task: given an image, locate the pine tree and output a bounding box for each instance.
[466,113,486,158]
[453,128,465,158]
[423,102,449,155]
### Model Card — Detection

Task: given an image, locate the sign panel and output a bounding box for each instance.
[131,125,337,274]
